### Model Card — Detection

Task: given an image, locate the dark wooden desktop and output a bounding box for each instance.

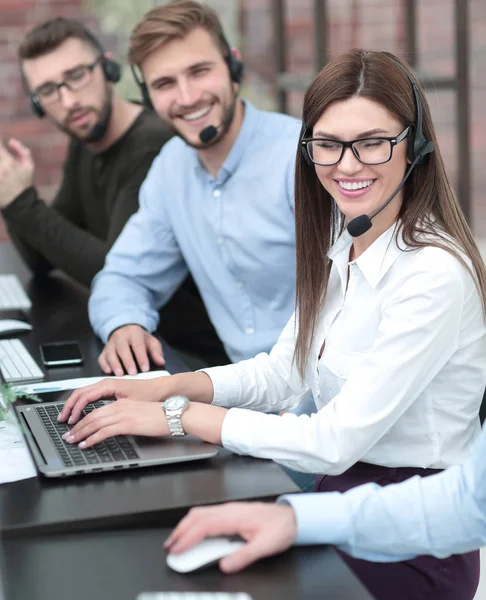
[0,244,301,536]
[0,242,375,600]
[2,526,374,600]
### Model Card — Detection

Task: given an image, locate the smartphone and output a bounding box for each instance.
[40,341,83,367]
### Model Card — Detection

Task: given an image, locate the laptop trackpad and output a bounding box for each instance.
[132,435,218,460]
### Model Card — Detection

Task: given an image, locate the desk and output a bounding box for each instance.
[0,242,298,536]
[2,527,375,600]
[0,243,189,380]
[0,242,375,600]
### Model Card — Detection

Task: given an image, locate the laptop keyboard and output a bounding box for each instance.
[36,402,140,467]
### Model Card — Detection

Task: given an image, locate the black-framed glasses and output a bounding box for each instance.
[32,58,102,105]
[302,126,411,166]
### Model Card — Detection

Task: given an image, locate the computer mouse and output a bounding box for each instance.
[0,319,32,337]
[166,536,246,573]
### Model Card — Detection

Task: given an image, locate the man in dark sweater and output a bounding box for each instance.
[0,17,228,367]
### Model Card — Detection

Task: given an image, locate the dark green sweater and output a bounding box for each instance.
[2,108,171,287]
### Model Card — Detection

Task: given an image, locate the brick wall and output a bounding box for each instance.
[0,0,86,240]
[1,0,485,240]
[241,0,486,236]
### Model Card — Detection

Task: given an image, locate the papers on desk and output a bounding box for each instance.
[14,369,170,396]
[0,410,36,484]
[0,370,170,485]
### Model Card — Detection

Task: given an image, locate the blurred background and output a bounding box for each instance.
[1,0,485,240]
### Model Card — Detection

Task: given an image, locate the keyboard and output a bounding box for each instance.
[37,402,140,467]
[137,594,254,600]
[0,275,31,311]
[0,338,44,383]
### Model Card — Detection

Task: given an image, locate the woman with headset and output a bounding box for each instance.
[60,49,486,599]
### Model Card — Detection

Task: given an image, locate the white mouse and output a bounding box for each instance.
[0,319,32,336]
[166,536,246,573]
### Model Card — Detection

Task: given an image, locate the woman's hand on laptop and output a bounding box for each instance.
[61,398,170,448]
[58,372,215,426]
[58,372,220,448]
[57,378,165,425]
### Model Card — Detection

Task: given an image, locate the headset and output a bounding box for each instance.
[300,58,434,168]
[300,57,435,237]
[130,29,245,109]
[29,24,121,119]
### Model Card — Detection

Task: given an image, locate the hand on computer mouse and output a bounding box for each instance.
[164,502,298,573]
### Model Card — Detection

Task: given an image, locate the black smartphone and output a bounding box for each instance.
[40,341,84,367]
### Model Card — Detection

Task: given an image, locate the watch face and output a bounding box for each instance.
[164,396,188,411]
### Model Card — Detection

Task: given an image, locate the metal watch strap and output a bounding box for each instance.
[163,405,186,436]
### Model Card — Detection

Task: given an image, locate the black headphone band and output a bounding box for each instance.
[131,28,245,109]
[390,59,433,164]
[217,29,245,84]
[300,56,434,167]
[28,23,121,118]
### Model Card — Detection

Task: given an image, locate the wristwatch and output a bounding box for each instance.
[162,395,190,436]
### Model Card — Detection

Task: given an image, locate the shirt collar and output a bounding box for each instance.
[192,100,258,182]
[328,222,405,289]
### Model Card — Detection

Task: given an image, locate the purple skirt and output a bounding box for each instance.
[315,462,480,600]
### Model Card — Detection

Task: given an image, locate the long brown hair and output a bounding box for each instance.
[294,49,486,375]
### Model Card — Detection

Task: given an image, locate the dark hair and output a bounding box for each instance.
[128,0,229,66]
[18,17,101,62]
[294,49,486,375]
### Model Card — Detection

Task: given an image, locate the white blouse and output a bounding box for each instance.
[204,224,486,474]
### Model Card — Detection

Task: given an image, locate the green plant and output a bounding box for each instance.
[0,384,40,421]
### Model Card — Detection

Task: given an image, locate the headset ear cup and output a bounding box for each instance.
[408,126,434,165]
[414,140,435,165]
[30,94,45,118]
[102,58,121,83]
[229,57,245,84]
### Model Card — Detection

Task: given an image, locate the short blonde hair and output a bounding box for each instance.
[128,0,228,66]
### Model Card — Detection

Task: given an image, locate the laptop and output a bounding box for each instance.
[14,389,219,478]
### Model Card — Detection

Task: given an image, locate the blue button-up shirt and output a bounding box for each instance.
[89,102,301,362]
[280,421,486,561]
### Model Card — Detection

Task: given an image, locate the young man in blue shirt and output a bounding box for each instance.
[165,419,486,572]
[89,0,301,376]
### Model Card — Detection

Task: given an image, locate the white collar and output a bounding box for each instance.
[328,222,406,289]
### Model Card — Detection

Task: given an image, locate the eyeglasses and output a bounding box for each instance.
[301,126,411,166]
[32,58,102,105]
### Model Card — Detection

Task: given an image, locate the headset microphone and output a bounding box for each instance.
[198,93,238,144]
[131,28,245,147]
[28,20,121,119]
[301,57,435,238]
[347,150,427,237]
[199,124,218,144]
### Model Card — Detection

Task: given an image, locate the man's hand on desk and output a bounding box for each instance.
[0,139,34,208]
[164,502,298,573]
[99,324,165,376]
